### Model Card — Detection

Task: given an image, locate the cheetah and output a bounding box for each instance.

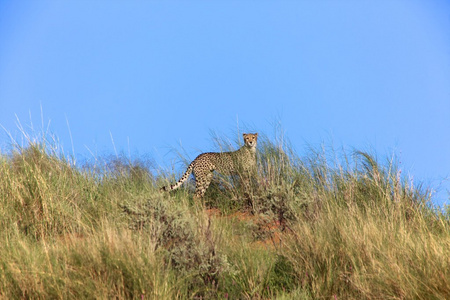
[161,133,258,198]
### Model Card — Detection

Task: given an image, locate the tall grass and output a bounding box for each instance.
[0,129,449,299]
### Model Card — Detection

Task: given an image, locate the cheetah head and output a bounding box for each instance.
[243,133,258,148]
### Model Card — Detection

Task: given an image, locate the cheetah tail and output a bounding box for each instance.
[160,163,194,192]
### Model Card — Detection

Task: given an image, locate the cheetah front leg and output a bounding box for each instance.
[241,173,252,196]
[240,169,257,208]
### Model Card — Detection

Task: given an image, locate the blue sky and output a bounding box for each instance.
[1,1,449,206]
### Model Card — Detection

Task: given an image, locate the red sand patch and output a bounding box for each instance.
[206,208,288,250]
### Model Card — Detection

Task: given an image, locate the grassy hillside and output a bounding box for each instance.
[0,132,449,299]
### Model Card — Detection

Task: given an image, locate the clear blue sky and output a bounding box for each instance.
[1,1,449,206]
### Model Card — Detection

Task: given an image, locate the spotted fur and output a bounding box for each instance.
[161,133,258,198]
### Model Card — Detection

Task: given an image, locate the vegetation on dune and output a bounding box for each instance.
[0,130,449,299]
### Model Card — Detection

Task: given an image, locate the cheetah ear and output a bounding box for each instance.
[254,133,258,137]
[243,133,247,138]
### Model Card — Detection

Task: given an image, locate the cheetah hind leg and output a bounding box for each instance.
[194,172,213,198]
